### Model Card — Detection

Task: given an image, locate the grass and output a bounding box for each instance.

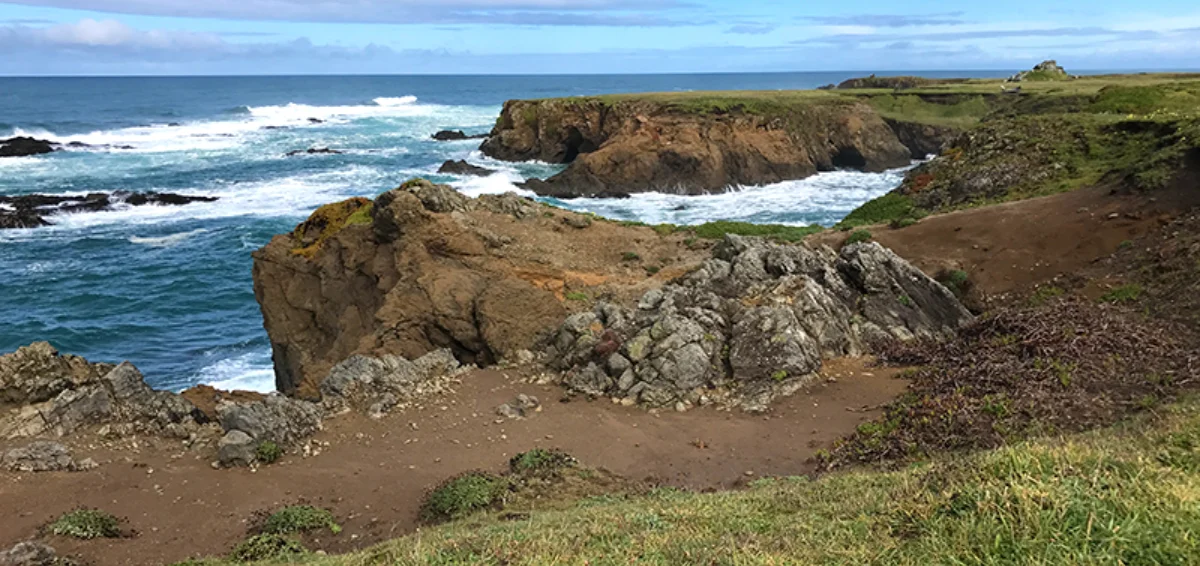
[263,506,342,536]
[689,220,823,242]
[1030,286,1067,306]
[836,193,922,230]
[509,449,577,476]
[865,94,993,127]
[845,230,873,245]
[227,396,1200,565]
[256,441,282,465]
[230,534,307,563]
[1100,284,1145,304]
[420,472,510,524]
[564,292,589,302]
[621,251,641,262]
[48,509,122,540]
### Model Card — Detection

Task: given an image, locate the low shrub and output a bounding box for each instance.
[230,534,306,563]
[256,441,282,464]
[263,505,341,535]
[49,509,121,540]
[421,472,510,523]
[845,230,873,245]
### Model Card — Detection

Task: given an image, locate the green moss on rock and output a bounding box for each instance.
[290,197,373,258]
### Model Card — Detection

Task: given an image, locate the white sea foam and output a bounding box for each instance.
[193,349,277,393]
[128,228,209,248]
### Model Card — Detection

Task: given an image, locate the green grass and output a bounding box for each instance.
[865,94,993,127]
[510,449,576,476]
[256,441,282,465]
[420,472,510,524]
[564,292,589,302]
[228,397,1200,565]
[621,251,641,262]
[263,506,341,536]
[1030,286,1067,306]
[837,193,922,230]
[48,509,122,540]
[845,230,873,245]
[230,534,307,563]
[690,220,823,242]
[1100,284,1145,304]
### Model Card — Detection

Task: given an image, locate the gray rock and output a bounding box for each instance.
[0,541,71,566]
[320,349,461,416]
[545,236,972,410]
[495,394,540,420]
[1,442,82,473]
[217,394,322,447]
[217,430,257,467]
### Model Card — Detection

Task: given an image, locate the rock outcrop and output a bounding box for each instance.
[0,541,74,566]
[0,192,219,230]
[1,441,95,472]
[432,130,488,141]
[1010,60,1071,82]
[545,236,973,411]
[0,343,208,440]
[437,159,495,177]
[479,97,913,197]
[0,137,55,158]
[253,179,711,397]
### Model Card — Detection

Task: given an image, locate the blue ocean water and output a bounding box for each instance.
[0,72,1005,392]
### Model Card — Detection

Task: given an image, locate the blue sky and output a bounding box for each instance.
[0,0,1197,75]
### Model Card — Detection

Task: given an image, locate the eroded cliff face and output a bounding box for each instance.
[480,97,916,197]
[252,180,712,398]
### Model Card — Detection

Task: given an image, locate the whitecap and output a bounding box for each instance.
[193,349,277,393]
[373,96,419,107]
[128,228,209,248]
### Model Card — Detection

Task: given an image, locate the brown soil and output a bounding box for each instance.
[812,183,1196,298]
[0,360,905,566]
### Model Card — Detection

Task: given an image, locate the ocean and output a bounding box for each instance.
[0,72,1007,392]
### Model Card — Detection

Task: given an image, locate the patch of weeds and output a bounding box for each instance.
[565,292,589,302]
[510,449,577,476]
[622,252,641,262]
[653,224,677,235]
[230,534,307,563]
[890,217,919,229]
[263,505,341,535]
[1119,240,1134,250]
[771,370,789,382]
[937,269,971,298]
[256,441,282,465]
[1029,286,1066,306]
[421,472,510,523]
[49,509,122,540]
[845,230,873,246]
[645,266,662,275]
[1100,283,1144,304]
[898,295,914,307]
[617,220,650,228]
[837,193,919,229]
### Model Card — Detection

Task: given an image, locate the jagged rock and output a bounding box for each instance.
[0,192,218,230]
[320,349,462,417]
[217,430,257,467]
[0,137,55,158]
[495,394,540,419]
[216,394,322,447]
[1010,60,1071,82]
[480,98,912,197]
[0,343,208,440]
[546,236,972,410]
[0,541,73,566]
[1,441,94,472]
[437,159,495,177]
[432,130,488,141]
[253,179,699,396]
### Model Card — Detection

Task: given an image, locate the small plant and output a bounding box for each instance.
[653,224,677,235]
[49,509,122,540]
[1119,240,1134,250]
[890,217,919,229]
[771,370,789,382]
[263,505,341,535]
[622,251,641,262]
[510,449,576,475]
[1029,286,1065,306]
[683,237,698,248]
[937,269,972,298]
[421,472,509,523]
[845,230,873,246]
[230,534,307,563]
[256,441,282,465]
[1100,284,1144,304]
[898,295,914,307]
[646,266,662,275]
[565,292,589,302]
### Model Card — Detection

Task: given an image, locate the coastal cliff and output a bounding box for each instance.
[480,95,917,197]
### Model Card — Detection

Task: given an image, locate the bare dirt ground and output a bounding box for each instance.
[812,183,1200,298]
[0,360,905,566]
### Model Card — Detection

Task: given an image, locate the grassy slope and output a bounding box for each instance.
[209,396,1200,565]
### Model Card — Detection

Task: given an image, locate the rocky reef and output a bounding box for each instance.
[479,96,916,197]
[0,137,55,158]
[0,192,219,230]
[437,159,495,177]
[546,236,972,411]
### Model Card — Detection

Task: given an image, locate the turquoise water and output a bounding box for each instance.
[0,72,1004,391]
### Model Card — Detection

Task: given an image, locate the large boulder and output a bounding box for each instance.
[1,441,95,473]
[480,97,912,197]
[320,349,463,417]
[545,236,973,411]
[0,343,208,439]
[0,541,73,566]
[253,179,708,397]
[437,159,495,177]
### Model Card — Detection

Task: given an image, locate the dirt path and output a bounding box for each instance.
[0,360,906,566]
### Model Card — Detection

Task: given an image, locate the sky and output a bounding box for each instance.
[0,0,1198,75]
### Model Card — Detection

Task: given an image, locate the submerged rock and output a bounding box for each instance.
[284,147,344,157]
[546,236,973,410]
[0,137,55,158]
[432,130,488,141]
[437,159,495,177]
[0,192,219,230]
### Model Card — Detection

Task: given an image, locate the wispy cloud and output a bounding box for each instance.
[0,0,702,26]
[799,12,967,28]
[796,26,1162,46]
[725,23,777,35]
